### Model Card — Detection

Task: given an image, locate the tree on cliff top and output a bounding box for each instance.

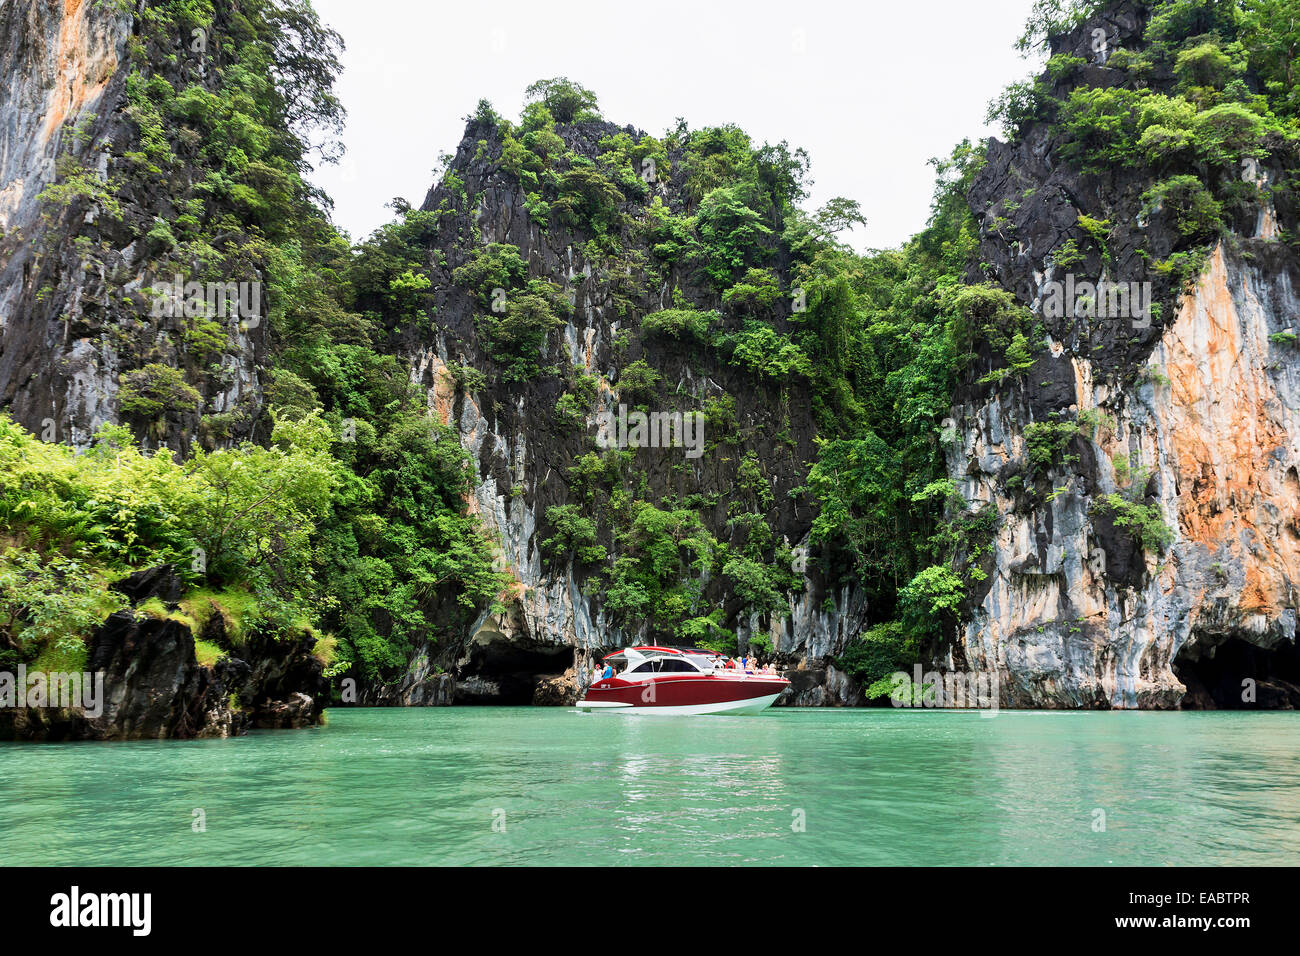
[524,77,601,124]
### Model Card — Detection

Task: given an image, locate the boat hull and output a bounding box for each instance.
[575,692,784,716]
[576,674,788,716]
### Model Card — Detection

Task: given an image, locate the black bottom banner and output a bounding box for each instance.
[1,865,1283,944]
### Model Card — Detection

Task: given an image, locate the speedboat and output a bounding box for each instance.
[576,646,789,716]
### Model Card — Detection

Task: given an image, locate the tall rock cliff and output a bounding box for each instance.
[373,114,868,704]
[0,0,270,453]
[1,0,133,445]
[949,2,1300,708]
[6,0,1298,717]
[0,0,335,738]
[1,3,871,717]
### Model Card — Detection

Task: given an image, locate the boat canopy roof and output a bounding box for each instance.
[602,645,721,664]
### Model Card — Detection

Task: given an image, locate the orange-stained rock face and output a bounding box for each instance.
[954,242,1300,708]
[424,353,456,426]
[1157,246,1300,629]
[0,0,134,444]
[42,0,116,143]
[1,0,122,234]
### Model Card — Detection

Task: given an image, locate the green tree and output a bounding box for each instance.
[524,77,600,124]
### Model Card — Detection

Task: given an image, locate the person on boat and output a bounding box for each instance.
[600,663,615,680]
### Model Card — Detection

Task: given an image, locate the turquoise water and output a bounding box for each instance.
[3,708,1299,866]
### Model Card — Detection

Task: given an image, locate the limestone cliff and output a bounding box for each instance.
[949,2,1300,708]
[0,0,325,737]
[0,0,266,453]
[382,116,867,703]
[0,2,870,716]
[7,0,1298,717]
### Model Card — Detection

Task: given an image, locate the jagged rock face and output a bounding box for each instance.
[0,565,328,740]
[0,0,125,232]
[239,631,330,728]
[355,648,455,706]
[532,667,580,706]
[0,0,266,452]
[0,3,324,737]
[775,662,864,707]
[0,0,129,446]
[0,611,235,741]
[389,118,869,699]
[951,4,1300,708]
[952,243,1300,707]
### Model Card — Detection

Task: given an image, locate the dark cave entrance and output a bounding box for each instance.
[454,624,578,705]
[1173,635,1300,709]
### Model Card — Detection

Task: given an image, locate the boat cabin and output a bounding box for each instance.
[602,646,719,676]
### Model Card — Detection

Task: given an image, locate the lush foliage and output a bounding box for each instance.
[0,412,337,669]
[21,0,510,686]
[24,1,1286,694]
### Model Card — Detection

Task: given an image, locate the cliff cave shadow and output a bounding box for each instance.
[1173,636,1300,709]
[456,626,575,705]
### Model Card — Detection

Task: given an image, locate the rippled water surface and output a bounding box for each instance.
[3,708,1299,865]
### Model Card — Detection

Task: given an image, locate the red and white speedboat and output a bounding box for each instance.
[576,646,789,716]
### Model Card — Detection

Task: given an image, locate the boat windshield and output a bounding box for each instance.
[626,657,702,674]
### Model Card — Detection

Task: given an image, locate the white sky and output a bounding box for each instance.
[307,0,1043,252]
